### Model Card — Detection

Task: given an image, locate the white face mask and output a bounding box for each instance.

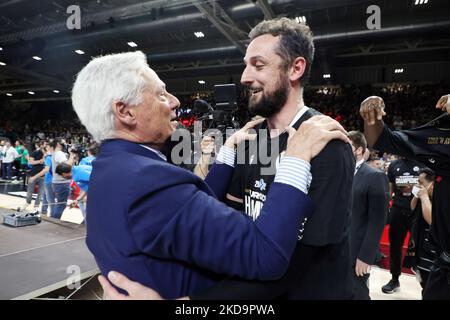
[412,185,420,198]
[412,182,432,198]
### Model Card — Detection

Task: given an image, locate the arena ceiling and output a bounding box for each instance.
[0,0,449,104]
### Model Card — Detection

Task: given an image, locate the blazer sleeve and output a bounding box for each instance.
[203,163,235,201]
[128,172,314,281]
[358,171,389,264]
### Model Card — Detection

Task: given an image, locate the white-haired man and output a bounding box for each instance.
[72,50,349,299]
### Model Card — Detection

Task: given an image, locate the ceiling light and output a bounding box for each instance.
[75,50,85,55]
[0,62,5,66]
[127,42,138,47]
[295,16,307,24]
[53,90,60,93]
[6,93,12,97]
[28,91,35,95]
[415,0,429,5]
[323,74,331,79]
[194,32,205,38]
[32,56,42,61]
[198,80,206,84]
[0,47,3,51]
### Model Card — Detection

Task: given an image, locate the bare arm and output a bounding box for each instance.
[193,154,212,179]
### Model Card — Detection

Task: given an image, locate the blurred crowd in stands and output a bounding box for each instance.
[2,82,449,146]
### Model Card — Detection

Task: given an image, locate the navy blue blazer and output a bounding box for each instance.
[86,139,313,299]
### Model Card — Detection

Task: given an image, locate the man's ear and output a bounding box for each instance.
[289,57,306,82]
[112,100,137,126]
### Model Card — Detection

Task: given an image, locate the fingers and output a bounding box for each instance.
[98,275,127,300]
[326,130,351,145]
[309,115,347,135]
[322,119,348,135]
[360,96,385,124]
[436,95,449,110]
[243,117,265,130]
[285,126,296,141]
[107,271,138,295]
[245,133,257,141]
[377,102,386,120]
[355,266,361,277]
[368,105,376,125]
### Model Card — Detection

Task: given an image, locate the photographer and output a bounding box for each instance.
[79,143,99,166]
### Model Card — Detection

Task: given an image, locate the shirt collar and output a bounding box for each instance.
[139,144,167,161]
[355,159,365,175]
[289,106,310,127]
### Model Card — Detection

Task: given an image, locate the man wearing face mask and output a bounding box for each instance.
[411,167,437,294]
[347,131,389,299]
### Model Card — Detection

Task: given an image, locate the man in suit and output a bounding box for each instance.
[98,17,355,301]
[348,131,389,299]
[71,50,349,299]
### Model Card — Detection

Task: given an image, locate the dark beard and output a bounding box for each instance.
[248,75,289,118]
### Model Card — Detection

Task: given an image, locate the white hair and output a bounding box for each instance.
[71,51,149,142]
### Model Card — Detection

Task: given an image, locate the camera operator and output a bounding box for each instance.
[79,143,99,166]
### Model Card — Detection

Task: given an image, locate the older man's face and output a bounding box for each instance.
[134,68,180,145]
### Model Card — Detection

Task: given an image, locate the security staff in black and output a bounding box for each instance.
[360,95,450,300]
[382,158,423,293]
[191,107,355,299]
[411,167,439,295]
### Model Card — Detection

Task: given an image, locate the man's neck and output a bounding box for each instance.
[114,130,164,151]
[266,97,305,138]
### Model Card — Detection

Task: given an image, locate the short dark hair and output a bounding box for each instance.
[419,167,435,182]
[55,162,72,175]
[249,17,315,83]
[50,138,65,150]
[347,131,367,151]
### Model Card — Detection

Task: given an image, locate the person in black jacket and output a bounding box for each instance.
[348,131,389,299]
[360,94,450,300]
